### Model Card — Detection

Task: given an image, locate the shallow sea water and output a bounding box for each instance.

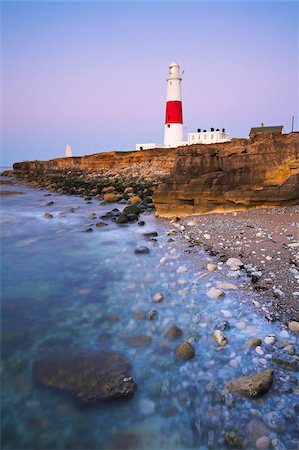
[1,179,299,450]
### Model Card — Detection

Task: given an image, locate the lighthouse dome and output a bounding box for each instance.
[169,61,179,67]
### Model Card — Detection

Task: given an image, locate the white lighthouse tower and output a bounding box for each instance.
[164,61,184,148]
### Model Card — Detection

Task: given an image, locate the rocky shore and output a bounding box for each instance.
[176,206,299,323]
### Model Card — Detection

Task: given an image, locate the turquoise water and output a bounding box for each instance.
[1,178,299,449]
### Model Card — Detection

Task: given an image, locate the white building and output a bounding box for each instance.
[65,144,72,157]
[135,143,163,151]
[188,128,230,145]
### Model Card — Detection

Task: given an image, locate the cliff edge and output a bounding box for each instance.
[153,133,299,216]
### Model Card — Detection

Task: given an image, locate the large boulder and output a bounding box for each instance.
[224,369,274,398]
[33,350,137,404]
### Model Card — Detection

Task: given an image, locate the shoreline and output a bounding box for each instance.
[2,170,299,325]
[177,206,299,324]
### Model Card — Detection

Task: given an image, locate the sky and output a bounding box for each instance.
[1,0,298,166]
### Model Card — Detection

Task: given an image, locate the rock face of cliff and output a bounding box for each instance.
[13,148,177,181]
[153,133,299,216]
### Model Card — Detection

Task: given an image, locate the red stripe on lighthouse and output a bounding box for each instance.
[165,101,183,124]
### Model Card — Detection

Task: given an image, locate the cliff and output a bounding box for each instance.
[153,133,299,216]
[13,148,177,181]
[12,133,299,216]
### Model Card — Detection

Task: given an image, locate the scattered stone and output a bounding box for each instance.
[177,266,187,274]
[272,351,299,370]
[96,222,108,227]
[165,325,182,340]
[282,344,296,355]
[207,263,217,271]
[123,205,141,216]
[130,195,142,204]
[212,330,228,347]
[246,338,262,348]
[203,233,211,240]
[148,310,157,320]
[103,193,120,202]
[225,369,274,398]
[264,336,276,345]
[221,309,233,318]
[116,214,129,224]
[153,293,164,303]
[102,186,115,193]
[143,231,158,238]
[207,287,225,299]
[125,335,152,348]
[45,201,54,206]
[176,342,195,360]
[43,213,53,219]
[134,246,150,255]
[288,321,299,333]
[167,230,177,236]
[226,258,243,268]
[215,320,231,331]
[217,282,238,290]
[33,350,137,404]
[159,257,168,265]
[255,436,270,450]
[255,346,264,356]
[224,430,243,449]
[139,398,155,416]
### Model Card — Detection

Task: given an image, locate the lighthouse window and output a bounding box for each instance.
[170,81,172,85]
[167,124,170,128]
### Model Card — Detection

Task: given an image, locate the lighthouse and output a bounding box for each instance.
[164,61,183,148]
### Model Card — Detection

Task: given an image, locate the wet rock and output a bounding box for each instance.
[84,228,93,232]
[112,430,142,450]
[127,214,138,222]
[45,201,54,206]
[134,246,150,254]
[176,342,195,360]
[103,193,120,202]
[102,186,115,193]
[266,411,285,431]
[224,430,244,448]
[43,213,53,219]
[143,231,158,238]
[246,338,262,348]
[125,335,152,348]
[212,330,228,346]
[255,436,270,450]
[225,369,274,398]
[153,293,164,303]
[95,222,108,227]
[272,350,299,370]
[215,320,231,331]
[264,336,276,345]
[218,282,238,290]
[207,287,225,299]
[207,263,217,271]
[129,195,142,204]
[123,205,141,216]
[159,256,168,265]
[288,321,299,332]
[246,419,269,445]
[133,311,146,320]
[165,325,182,340]
[148,310,157,320]
[139,398,155,416]
[282,344,296,355]
[271,438,286,450]
[116,214,128,224]
[33,350,137,404]
[138,220,145,226]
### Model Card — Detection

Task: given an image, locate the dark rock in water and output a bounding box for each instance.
[125,335,152,348]
[134,246,150,254]
[111,430,142,450]
[225,369,273,398]
[148,310,157,320]
[215,320,231,331]
[84,196,92,201]
[45,201,54,206]
[111,208,121,216]
[143,231,158,238]
[116,214,129,224]
[43,213,53,219]
[127,214,138,222]
[165,325,182,340]
[176,342,195,361]
[224,430,244,449]
[84,228,93,232]
[272,351,299,371]
[138,221,145,226]
[33,350,137,404]
[0,190,24,196]
[123,205,141,216]
[95,222,108,228]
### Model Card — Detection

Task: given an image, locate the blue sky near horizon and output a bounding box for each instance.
[1,1,298,166]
